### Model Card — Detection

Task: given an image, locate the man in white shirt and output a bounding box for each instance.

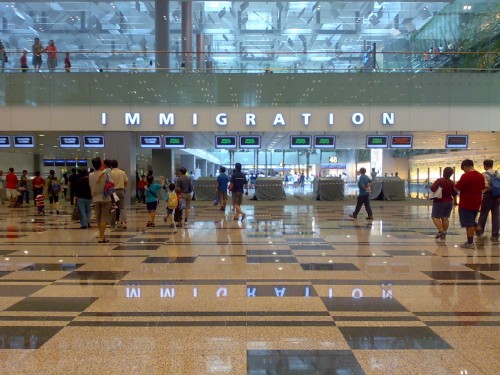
[476,159,499,242]
[89,157,113,243]
[110,159,129,229]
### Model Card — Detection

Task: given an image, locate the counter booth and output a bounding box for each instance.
[313,177,345,201]
[254,177,286,201]
[369,177,406,201]
[192,177,216,201]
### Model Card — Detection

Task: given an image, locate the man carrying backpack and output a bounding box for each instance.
[46,170,61,214]
[476,159,499,242]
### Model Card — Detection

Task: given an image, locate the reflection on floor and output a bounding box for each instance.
[0,199,498,374]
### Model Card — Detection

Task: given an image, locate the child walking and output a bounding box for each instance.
[35,193,45,215]
[145,175,165,228]
[163,183,178,228]
[174,187,185,228]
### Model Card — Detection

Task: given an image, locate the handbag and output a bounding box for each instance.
[228,182,234,192]
[72,204,81,221]
[429,186,443,200]
[213,193,219,206]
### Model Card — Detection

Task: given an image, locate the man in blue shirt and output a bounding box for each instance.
[230,163,248,221]
[349,167,374,220]
[217,166,229,212]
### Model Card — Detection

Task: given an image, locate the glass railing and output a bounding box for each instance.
[1,50,499,74]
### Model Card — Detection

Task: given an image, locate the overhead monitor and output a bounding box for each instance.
[290,135,311,149]
[43,159,55,167]
[239,135,261,149]
[65,159,77,166]
[77,159,88,167]
[164,136,186,148]
[446,135,468,149]
[13,136,35,148]
[59,136,81,148]
[140,135,162,148]
[390,135,413,149]
[215,135,237,149]
[366,135,389,148]
[314,135,336,149]
[55,159,66,166]
[83,135,105,148]
[0,136,10,148]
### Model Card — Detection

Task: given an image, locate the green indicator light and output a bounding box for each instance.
[169,138,181,144]
[221,138,232,144]
[244,138,256,144]
[318,138,331,144]
[295,138,307,144]
[372,138,383,144]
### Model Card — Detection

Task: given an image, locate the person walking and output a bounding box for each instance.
[68,168,79,206]
[455,159,485,248]
[89,157,113,243]
[32,171,45,207]
[110,159,128,229]
[145,174,165,228]
[349,167,373,221]
[230,162,248,221]
[19,170,29,205]
[430,167,457,239]
[176,167,192,227]
[216,166,229,212]
[5,168,19,207]
[45,170,61,214]
[73,168,92,229]
[475,159,499,243]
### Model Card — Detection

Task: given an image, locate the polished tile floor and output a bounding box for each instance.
[0,198,498,374]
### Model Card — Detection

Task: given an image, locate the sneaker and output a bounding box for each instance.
[146,222,152,227]
[176,223,182,228]
[241,213,247,221]
[348,214,357,220]
[80,225,88,229]
[184,220,188,227]
[170,224,175,228]
[234,216,239,221]
[491,237,499,243]
[163,216,167,222]
[120,223,127,229]
[366,216,374,220]
[435,232,443,239]
[459,242,475,249]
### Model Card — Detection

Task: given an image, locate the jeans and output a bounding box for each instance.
[19,189,29,204]
[77,198,92,227]
[477,192,499,238]
[353,194,373,217]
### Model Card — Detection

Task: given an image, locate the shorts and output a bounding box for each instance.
[182,193,191,209]
[48,195,59,204]
[458,208,478,228]
[94,201,112,225]
[431,201,453,218]
[147,201,158,212]
[166,208,174,215]
[6,188,18,199]
[232,191,243,205]
[218,190,228,201]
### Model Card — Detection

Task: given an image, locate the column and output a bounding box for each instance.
[198,159,208,177]
[180,154,195,174]
[196,34,205,71]
[155,0,170,71]
[152,149,175,183]
[207,162,215,177]
[104,132,137,204]
[181,1,193,70]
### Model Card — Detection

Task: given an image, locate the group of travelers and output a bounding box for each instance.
[0,37,71,73]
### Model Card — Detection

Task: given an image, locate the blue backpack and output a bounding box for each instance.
[486,171,500,198]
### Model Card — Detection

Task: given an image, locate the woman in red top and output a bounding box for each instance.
[430,167,457,239]
[45,40,57,72]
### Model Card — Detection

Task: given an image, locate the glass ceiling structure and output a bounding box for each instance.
[1,1,497,73]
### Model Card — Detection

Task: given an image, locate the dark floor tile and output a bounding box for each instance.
[247,350,365,375]
[247,250,293,256]
[0,326,64,349]
[289,245,335,250]
[247,256,298,264]
[62,271,130,280]
[0,271,12,278]
[247,234,283,238]
[19,263,84,272]
[112,245,161,250]
[286,238,327,243]
[321,297,408,312]
[0,250,15,256]
[0,285,46,297]
[6,297,97,312]
[246,284,317,297]
[339,326,452,350]
[422,271,495,280]
[127,238,170,243]
[464,263,500,271]
[384,250,435,256]
[301,263,360,271]
[142,257,196,263]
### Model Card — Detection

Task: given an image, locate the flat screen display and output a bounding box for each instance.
[83,136,105,148]
[314,135,336,149]
[65,159,77,166]
[390,135,413,149]
[55,159,65,166]
[290,135,311,149]
[77,159,88,166]
[13,136,34,148]
[164,136,186,148]
[366,135,389,148]
[0,136,10,148]
[43,159,55,167]
[239,136,261,149]
[215,136,237,149]
[140,136,162,148]
[59,136,80,148]
[446,135,468,149]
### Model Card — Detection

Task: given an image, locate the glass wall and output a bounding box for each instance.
[0,1,498,73]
